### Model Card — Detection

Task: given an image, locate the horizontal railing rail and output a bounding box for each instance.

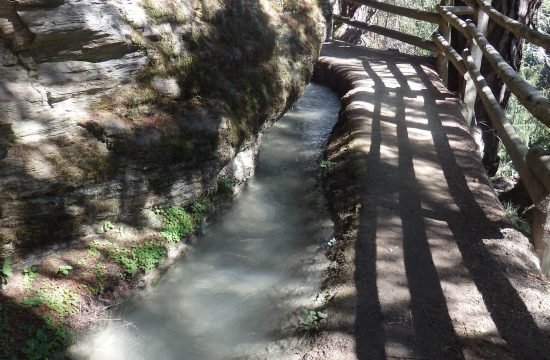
[333,14,439,52]
[463,0,550,49]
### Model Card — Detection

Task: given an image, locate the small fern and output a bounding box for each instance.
[158,206,194,242]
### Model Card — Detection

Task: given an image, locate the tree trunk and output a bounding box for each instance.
[475,0,542,176]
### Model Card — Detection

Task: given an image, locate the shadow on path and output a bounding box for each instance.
[314,42,550,360]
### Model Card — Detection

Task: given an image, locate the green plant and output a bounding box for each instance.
[23,266,38,286]
[97,220,115,234]
[87,243,101,258]
[142,0,188,23]
[109,247,138,275]
[21,323,73,360]
[497,33,549,177]
[110,242,166,275]
[191,199,211,223]
[191,200,208,215]
[300,308,328,329]
[57,265,73,276]
[22,329,53,360]
[90,263,107,294]
[23,287,78,318]
[23,296,43,307]
[320,160,335,171]
[94,263,106,284]
[0,301,14,352]
[43,287,78,317]
[217,176,233,196]
[133,242,167,272]
[1,258,12,287]
[503,201,531,234]
[157,205,194,242]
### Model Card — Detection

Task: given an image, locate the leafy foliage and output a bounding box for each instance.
[217,176,233,197]
[320,159,335,171]
[23,266,38,283]
[498,44,550,177]
[57,265,73,276]
[0,302,14,352]
[109,247,138,275]
[503,201,531,234]
[157,205,194,242]
[300,308,328,329]
[21,324,73,360]
[22,329,53,360]
[87,243,101,258]
[1,258,12,287]
[133,242,167,273]
[191,199,211,223]
[23,287,78,318]
[110,242,167,275]
[97,220,115,234]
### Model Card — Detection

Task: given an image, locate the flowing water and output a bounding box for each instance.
[69,83,340,360]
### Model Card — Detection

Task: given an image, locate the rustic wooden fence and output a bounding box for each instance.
[331,0,550,275]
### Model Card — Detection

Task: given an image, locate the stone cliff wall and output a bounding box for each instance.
[0,0,328,257]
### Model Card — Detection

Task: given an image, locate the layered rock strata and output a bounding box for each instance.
[0,0,328,257]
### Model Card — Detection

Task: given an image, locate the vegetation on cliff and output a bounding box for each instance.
[0,0,329,357]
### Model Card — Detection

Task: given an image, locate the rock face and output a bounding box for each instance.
[0,0,327,257]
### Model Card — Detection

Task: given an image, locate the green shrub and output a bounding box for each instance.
[320,160,335,171]
[157,205,194,242]
[191,199,211,223]
[23,287,78,318]
[22,329,53,360]
[503,201,531,234]
[300,308,328,330]
[110,242,167,275]
[109,247,138,275]
[97,220,115,234]
[21,324,73,360]
[133,242,167,273]
[498,39,549,177]
[1,258,12,288]
[23,266,38,283]
[217,176,233,197]
[57,265,73,276]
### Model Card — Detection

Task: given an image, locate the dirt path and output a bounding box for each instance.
[304,41,550,359]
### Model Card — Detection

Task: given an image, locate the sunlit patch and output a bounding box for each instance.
[407,126,431,140]
[25,150,55,180]
[13,121,48,142]
[380,106,396,118]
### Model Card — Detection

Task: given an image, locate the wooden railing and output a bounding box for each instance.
[331,0,550,275]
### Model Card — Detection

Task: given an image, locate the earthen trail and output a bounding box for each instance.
[306,41,550,360]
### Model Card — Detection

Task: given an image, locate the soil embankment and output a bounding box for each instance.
[304,41,550,359]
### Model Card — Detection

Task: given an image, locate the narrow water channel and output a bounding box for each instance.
[69,83,340,360]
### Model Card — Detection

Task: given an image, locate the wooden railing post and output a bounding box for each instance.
[527,147,550,276]
[436,0,452,85]
[462,0,490,126]
[327,15,334,40]
[533,203,550,277]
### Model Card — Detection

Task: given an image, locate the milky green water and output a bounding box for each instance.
[68,83,340,360]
